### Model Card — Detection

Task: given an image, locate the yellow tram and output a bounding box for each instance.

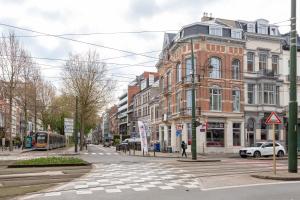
[35,131,66,150]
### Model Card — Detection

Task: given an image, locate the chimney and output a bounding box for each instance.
[201,12,214,22]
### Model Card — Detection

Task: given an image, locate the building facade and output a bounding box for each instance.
[133,73,159,140]
[157,16,247,153]
[240,19,284,147]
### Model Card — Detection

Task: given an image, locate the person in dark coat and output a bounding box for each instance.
[181,141,187,158]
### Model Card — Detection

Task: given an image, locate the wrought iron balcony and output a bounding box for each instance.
[163,86,172,95]
[180,107,201,116]
[257,69,278,78]
[181,74,201,84]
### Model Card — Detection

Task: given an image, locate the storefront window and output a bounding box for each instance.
[206,122,224,147]
[233,123,241,146]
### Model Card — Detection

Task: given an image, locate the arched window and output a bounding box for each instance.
[232,88,240,112]
[232,59,240,80]
[209,57,221,79]
[209,86,222,111]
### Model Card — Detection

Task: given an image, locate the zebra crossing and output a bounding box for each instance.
[83,152,120,156]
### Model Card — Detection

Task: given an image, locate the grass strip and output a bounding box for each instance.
[11,157,88,167]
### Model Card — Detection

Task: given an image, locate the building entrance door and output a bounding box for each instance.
[247,132,255,147]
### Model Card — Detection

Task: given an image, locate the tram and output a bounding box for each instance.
[35,131,66,150]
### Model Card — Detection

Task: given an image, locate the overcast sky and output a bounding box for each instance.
[0,0,297,102]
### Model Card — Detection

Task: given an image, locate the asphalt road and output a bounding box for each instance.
[15,144,300,200]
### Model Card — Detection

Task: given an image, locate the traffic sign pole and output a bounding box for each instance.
[265,112,281,175]
[273,123,276,175]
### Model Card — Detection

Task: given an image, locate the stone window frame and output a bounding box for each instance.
[232,59,241,80]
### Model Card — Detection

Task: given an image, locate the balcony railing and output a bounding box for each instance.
[257,69,277,78]
[163,86,172,95]
[180,107,201,116]
[182,74,201,84]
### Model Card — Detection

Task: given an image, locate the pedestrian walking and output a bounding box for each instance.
[181,141,187,158]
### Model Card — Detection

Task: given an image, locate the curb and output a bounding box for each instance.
[177,159,221,163]
[126,154,180,159]
[7,162,92,168]
[251,174,300,181]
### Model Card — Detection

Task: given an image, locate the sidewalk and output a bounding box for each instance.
[0,148,32,156]
[252,172,300,181]
[120,149,239,159]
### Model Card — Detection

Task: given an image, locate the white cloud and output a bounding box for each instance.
[0,0,297,100]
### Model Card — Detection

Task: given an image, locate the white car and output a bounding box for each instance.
[239,142,285,158]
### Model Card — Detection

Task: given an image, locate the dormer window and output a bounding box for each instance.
[247,23,255,33]
[209,26,222,36]
[231,29,242,39]
[257,19,269,35]
[269,26,278,36]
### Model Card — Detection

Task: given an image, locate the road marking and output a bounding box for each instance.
[106,153,111,155]
[44,192,61,197]
[132,187,149,191]
[76,190,92,195]
[87,181,99,186]
[116,185,131,189]
[74,185,88,189]
[201,181,300,191]
[142,184,156,188]
[98,153,104,155]
[105,189,122,193]
[92,153,96,155]
[159,186,175,190]
[90,187,104,191]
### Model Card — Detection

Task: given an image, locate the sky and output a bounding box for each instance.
[0,0,297,103]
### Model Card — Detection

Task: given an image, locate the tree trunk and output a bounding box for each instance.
[80,114,84,151]
[9,90,13,151]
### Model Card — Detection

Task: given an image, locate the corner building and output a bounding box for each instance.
[156,16,246,153]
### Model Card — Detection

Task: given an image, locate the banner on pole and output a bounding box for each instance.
[138,121,148,153]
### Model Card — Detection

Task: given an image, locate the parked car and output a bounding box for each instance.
[239,142,285,158]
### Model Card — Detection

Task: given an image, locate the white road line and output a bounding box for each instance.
[98,153,104,155]
[159,186,175,190]
[132,187,149,191]
[44,192,61,197]
[105,189,122,193]
[90,187,104,191]
[76,190,92,195]
[201,181,300,191]
[74,185,88,189]
[92,153,96,155]
[106,153,111,155]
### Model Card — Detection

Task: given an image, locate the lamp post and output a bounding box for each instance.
[190,39,197,160]
[175,38,197,160]
[288,0,297,173]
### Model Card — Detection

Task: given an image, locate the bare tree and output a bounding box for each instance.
[16,56,34,138]
[37,80,56,129]
[62,50,115,150]
[0,32,28,151]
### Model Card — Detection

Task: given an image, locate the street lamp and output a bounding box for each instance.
[174,38,197,160]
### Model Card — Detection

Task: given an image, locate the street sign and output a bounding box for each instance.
[265,112,282,125]
[265,111,281,175]
[64,118,74,136]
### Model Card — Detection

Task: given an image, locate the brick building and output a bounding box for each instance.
[132,72,159,139]
[156,16,246,153]
[108,105,118,135]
